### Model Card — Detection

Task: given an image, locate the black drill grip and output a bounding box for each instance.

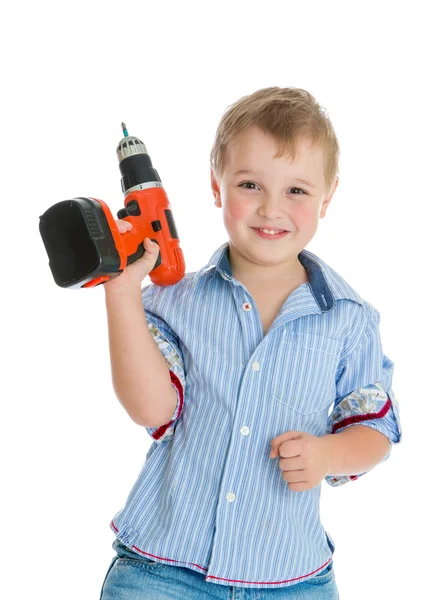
[126,239,162,270]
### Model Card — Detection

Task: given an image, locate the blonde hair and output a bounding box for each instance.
[210,87,340,195]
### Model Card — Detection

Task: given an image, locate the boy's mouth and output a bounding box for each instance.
[251,227,289,240]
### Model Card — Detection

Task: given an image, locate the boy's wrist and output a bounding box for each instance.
[104,277,141,298]
[320,434,336,476]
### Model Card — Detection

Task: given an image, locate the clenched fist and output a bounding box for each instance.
[270,430,332,492]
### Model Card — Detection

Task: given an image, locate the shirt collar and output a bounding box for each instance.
[197,242,364,313]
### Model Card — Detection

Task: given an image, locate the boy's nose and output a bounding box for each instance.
[257,196,284,218]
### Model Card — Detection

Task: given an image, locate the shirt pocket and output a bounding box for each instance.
[270,331,341,415]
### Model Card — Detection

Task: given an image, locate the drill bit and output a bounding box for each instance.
[121,122,129,137]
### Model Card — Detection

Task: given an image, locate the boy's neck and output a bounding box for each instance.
[228,244,308,289]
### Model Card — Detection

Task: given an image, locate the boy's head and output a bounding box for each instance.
[209,87,340,279]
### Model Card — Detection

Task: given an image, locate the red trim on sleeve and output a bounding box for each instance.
[332,396,392,433]
[151,371,184,440]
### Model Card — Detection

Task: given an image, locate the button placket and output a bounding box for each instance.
[223,298,258,509]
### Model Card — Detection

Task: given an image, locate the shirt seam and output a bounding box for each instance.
[339,303,374,365]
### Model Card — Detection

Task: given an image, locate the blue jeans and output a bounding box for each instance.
[99,538,339,599]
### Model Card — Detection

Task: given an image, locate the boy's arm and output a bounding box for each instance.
[105,286,179,428]
[322,423,391,477]
[325,303,402,487]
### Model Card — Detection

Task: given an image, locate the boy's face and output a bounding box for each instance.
[211,125,338,279]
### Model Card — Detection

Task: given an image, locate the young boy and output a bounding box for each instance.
[99,87,402,599]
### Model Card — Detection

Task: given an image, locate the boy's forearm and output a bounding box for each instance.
[104,287,178,427]
[321,425,391,476]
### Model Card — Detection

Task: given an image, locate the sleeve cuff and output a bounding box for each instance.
[143,320,185,444]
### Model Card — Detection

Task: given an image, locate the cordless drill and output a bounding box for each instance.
[39,124,186,289]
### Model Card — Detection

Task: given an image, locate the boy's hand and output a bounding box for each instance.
[269,431,331,492]
[103,219,160,293]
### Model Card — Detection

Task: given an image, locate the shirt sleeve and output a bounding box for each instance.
[325,302,402,487]
[141,285,185,445]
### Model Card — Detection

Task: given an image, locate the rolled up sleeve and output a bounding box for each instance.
[141,286,185,444]
[325,303,402,487]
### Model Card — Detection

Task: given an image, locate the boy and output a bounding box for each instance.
[99,87,402,598]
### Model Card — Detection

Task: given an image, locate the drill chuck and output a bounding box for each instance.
[116,123,162,196]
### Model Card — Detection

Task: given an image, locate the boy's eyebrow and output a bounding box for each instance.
[233,169,315,188]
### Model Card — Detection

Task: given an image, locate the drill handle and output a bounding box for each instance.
[126,239,162,270]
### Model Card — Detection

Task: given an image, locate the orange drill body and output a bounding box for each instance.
[89,186,185,287]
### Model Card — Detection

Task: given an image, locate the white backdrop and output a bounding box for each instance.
[1,1,437,598]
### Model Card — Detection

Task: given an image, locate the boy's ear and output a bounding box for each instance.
[320,176,339,218]
[210,169,222,207]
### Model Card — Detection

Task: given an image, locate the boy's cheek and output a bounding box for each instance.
[290,206,319,229]
[227,201,253,221]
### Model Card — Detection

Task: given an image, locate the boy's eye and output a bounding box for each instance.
[239,182,306,195]
[240,182,259,190]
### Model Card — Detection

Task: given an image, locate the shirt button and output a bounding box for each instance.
[240,426,249,436]
[252,361,260,371]
[243,302,252,311]
[226,492,236,502]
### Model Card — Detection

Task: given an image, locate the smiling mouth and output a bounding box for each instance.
[251,227,290,240]
[251,227,289,234]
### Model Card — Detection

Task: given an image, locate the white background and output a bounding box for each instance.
[1,1,437,598]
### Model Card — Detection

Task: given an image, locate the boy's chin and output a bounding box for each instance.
[235,240,302,263]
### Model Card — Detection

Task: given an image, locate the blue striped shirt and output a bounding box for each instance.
[110,241,402,590]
